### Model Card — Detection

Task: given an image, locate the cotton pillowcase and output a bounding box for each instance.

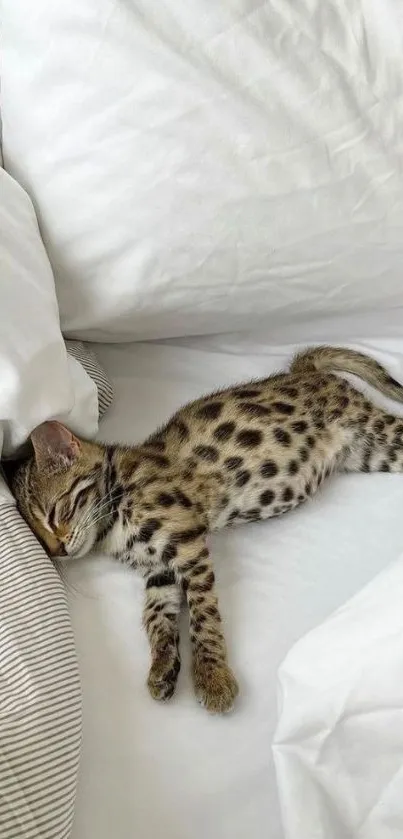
[2,0,403,342]
[0,165,99,456]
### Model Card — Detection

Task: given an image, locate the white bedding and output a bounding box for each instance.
[0,167,99,456]
[274,550,403,839]
[66,336,403,839]
[3,0,403,342]
[3,2,403,834]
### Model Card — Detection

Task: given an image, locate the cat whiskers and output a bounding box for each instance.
[78,491,113,529]
[73,488,126,542]
[77,488,118,531]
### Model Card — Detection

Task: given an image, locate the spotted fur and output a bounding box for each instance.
[10,346,403,713]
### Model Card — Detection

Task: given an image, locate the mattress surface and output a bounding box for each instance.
[67,336,403,839]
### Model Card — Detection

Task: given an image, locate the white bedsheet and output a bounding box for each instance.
[66,336,403,839]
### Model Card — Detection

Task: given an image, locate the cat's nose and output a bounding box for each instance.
[56,542,67,557]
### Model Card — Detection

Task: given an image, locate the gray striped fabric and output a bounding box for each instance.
[0,343,112,839]
[65,340,113,418]
[0,500,81,839]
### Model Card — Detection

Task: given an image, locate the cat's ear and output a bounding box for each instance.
[30,421,81,473]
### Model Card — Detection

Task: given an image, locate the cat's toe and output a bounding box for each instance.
[193,658,239,714]
[147,651,181,702]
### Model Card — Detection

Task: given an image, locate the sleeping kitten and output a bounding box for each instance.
[10,346,403,713]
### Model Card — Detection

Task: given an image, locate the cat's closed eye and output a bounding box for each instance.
[69,485,93,516]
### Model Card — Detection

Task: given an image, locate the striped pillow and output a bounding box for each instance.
[0,342,112,839]
[65,340,113,419]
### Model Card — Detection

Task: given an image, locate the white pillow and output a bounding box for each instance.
[2,0,403,341]
[0,166,99,456]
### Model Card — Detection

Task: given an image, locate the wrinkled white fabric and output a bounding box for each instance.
[274,554,403,839]
[0,166,99,456]
[2,0,403,340]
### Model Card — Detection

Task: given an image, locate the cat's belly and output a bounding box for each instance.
[211,494,300,530]
[210,458,329,531]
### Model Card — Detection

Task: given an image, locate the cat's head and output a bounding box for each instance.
[11,421,106,559]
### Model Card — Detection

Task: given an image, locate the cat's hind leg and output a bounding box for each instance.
[342,403,403,474]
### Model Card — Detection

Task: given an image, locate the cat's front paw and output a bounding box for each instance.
[193,657,239,714]
[147,648,181,702]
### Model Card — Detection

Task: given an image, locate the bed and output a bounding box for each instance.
[2,1,403,837]
[66,336,403,839]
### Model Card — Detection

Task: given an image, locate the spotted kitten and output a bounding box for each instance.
[10,346,403,712]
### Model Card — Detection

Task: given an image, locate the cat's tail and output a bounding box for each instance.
[291,345,403,404]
